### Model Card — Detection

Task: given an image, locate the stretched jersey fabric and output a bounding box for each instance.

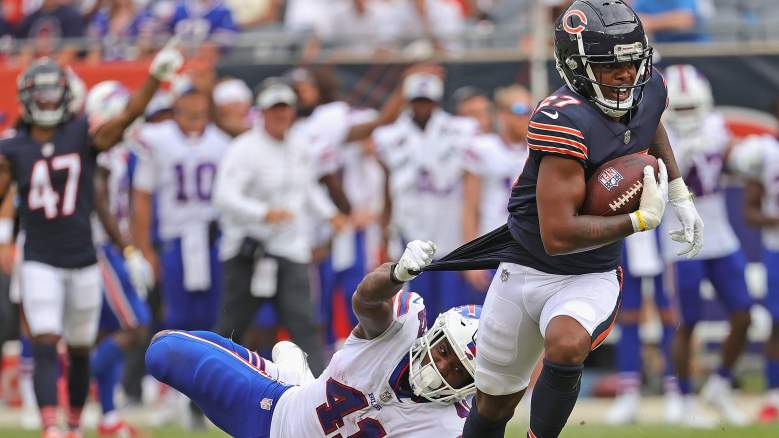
[0,117,98,268]
[659,112,740,261]
[270,291,470,437]
[424,68,667,275]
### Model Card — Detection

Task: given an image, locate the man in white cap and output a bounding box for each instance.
[212,78,254,137]
[373,72,479,322]
[213,78,348,374]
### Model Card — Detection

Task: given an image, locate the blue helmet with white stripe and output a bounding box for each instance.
[409,305,481,404]
[554,0,653,118]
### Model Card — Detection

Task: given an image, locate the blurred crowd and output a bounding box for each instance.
[0,0,727,63]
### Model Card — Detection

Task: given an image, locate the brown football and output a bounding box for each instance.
[580,153,659,216]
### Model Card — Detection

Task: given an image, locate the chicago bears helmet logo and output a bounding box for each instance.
[599,167,624,191]
[563,9,588,34]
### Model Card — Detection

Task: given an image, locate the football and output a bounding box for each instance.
[580,153,659,216]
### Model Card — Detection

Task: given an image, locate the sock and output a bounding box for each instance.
[31,343,59,429]
[67,351,91,430]
[661,324,675,377]
[462,399,511,438]
[767,358,779,390]
[615,323,640,395]
[663,375,679,396]
[19,337,37,410]
[91,338,124,415]
[716,366,732,381]
[529,360,584,438]
[678,378,693,395]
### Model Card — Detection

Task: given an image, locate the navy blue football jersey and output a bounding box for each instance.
[505,68,667,275]
[0,117,98,268]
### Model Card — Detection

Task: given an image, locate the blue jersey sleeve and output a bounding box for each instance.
[527,109,588,166]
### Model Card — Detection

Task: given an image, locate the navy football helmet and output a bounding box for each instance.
[17,58,73,127]
[554,0,653,117]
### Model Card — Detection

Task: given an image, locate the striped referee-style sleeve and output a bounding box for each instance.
[527,115,588,164]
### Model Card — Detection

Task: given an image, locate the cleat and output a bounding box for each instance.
[605,391,639,424]
[98,420,148,438]
[664,391,683,424]
[679,396,717,429]
[41,428,62,438]
[272,341,315,385]
[701,374,748,425]
[757,404,779,423]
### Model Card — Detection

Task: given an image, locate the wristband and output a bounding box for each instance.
[629,211,647,232]
[389,263,404,284]
[0,218,13,244]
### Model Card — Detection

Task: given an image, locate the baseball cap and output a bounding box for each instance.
[256,78,297,109]
[403,73,443,101]
[213,78,252,106]
[451,86,487,107]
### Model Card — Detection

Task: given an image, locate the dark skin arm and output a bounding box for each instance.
[319,173,352,214]
[92,75,161,151]
[351,263,404,340]
[537,155,634,255]
[0,156,11,199]
[648,121,682,181]
[744,180,779,227]
[94,166,128,250]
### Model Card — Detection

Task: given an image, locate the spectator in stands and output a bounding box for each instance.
[87,0,144,61]
[453,86,493,134]
[632,0,708,43]
[224,0,284,30]
[170,0,237,47]
[16,0,86,59]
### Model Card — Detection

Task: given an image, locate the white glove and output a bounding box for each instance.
[124,247,154,299]
[393,240,437,282]
[668,177,704,258]
[629,159,668,233]
[149,37,183,82]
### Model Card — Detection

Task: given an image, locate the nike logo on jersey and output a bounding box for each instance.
[540,110,559,119]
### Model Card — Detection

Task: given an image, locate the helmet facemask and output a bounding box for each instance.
[18,62,73,128]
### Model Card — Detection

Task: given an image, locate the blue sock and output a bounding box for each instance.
[767,359,779,390]
[91,338,124,414]
[678,378,693,395]
[20,335,32,359]
[661,324,675,377]
[716,366,732,381]
[616,323,640,374]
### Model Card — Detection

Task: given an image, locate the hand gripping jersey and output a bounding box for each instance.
[660,112,740,261]
[463,133,528,235]
[0,117,98,268]
[133,120,230,240]
[375,109,478,255]
[506,68,667,275]
[270,292,470,437]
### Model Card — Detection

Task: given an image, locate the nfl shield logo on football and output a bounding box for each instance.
[598,167,623,191]
[260,398,273,410]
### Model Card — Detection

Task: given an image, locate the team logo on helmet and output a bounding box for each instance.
[599,167,624,191]
[563,9,588,34]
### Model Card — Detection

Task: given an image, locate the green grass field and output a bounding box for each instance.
[1,424,778,437]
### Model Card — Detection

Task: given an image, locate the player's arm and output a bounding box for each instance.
[352,241,436,340]
[744,181,779,227]
[537,156,635,255]
[0,156,12,200]
[648,121,704,258]
[94,167,128,250]
[0,183,15,274]
[92,42,183,151]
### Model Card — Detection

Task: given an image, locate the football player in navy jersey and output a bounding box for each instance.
[455,2,704,438]
[0,44,182,438]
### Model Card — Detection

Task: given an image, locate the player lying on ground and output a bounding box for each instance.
[145,240,480,438]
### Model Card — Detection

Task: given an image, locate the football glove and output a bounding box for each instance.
[124,246,154,299]
[629,159,668,233]
[393,240,436,283]
[668,177,704,258]
[149,37,183,82]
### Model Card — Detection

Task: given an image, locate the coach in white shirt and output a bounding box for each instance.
[212,79,345,373]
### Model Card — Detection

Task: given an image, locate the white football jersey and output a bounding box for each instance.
[758,140,779,251]
[270,291,469,438]
[463,133,528,235]
[661,112,740,261]
[291,101,352,177]
[374,109,478,255]
[92,143,133,245]
[133,120,230,240]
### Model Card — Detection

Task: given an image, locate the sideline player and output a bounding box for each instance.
[0,46,182,438]
[729,135,779,422]
[146,240,479,437]
[661,64,752,426]
[429,2,704,437]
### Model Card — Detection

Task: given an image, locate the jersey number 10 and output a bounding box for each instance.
[28,153,81,219]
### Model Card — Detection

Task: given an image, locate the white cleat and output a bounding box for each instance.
[701,374,748,426]
[680,395,718,429]
[663,391,684,424]
[605,391,639,425]
[272,340,315,386]
[19,405,41,430]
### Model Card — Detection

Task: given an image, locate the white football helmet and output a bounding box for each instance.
[65,67,86,115]
[85,80,130,126]
[409,305,480,404]
[663,64,713,135]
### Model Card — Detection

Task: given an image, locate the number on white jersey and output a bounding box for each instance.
[28,153,81,219]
